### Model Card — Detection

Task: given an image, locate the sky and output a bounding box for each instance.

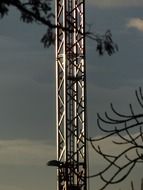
[0,1,143,190]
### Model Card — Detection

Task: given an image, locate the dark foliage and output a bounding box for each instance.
[86,30,118,56]
[89,87,143,190]
[0,0,55,47]
[96,33,118,56]
[0,0,118,54]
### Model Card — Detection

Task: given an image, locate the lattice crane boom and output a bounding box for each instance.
[55,0,88,190]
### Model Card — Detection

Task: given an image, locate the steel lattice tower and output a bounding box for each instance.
[55,0,87,190]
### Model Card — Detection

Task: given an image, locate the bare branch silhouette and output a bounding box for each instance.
[88,87,143,190]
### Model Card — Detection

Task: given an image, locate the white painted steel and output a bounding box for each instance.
[55,1,87,190]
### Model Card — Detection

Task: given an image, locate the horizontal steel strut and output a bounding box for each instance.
[55,0,87,190]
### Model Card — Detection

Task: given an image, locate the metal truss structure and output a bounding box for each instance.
[55,0,87,190]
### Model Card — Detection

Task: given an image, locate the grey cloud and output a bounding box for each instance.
[0,35,25,50]
[0,185,24,190]
[0,139,56,166]
[86,6,143,90]
[0,4,143,190]
[0,21,55,139]
[88,0,143,8]
[0,42,55,140]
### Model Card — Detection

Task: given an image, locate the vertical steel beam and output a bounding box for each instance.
[55,0,87,190]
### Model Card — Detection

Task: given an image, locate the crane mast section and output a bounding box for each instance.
[55,0,87,190]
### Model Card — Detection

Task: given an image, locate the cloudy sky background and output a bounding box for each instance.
[0,1,143,190]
